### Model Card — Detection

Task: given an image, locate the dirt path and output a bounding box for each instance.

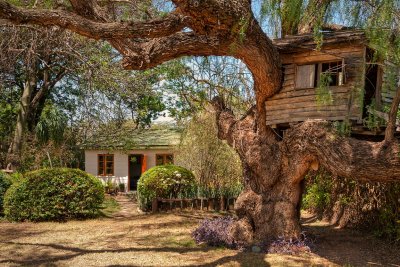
[112,194,142,218]
[0,196,398,266]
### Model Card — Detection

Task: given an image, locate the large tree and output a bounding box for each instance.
[0,0,399,244]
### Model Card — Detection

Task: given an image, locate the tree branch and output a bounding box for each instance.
[30,68,67,110]
[285,121,400,182]
[121,32,232,70]
[0,1,187,40]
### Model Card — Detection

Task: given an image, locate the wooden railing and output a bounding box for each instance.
[151,197,237,213]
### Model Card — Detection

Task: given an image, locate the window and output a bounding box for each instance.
[156,154,174,166]
[320,61,344,86]
[295,61,344,89]
[98,154,114,176]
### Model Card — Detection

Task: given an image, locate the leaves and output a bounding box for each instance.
[4,168,104,222]
[192,217,237,248]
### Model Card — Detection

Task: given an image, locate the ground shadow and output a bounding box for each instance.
[0,241,269,266]
[301,223,400,267]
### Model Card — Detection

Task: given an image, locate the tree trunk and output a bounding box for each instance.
[213,97,400,244]
[7,77,35,169]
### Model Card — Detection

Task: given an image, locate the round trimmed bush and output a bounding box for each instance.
[4,168,104,221]
[0,171,12,215]
[137,165,195,211]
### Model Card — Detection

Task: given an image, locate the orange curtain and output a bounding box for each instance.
[141,155,147,174]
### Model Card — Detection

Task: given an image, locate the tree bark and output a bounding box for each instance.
[213,99,400,243]
[7,74,36,169]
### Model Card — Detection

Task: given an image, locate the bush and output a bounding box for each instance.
[192,217,236,248]
[303,169,400,243]
[4,168,104,222]
[0,171,11,215]
[137,165,195,211]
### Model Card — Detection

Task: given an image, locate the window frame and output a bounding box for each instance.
[97,154,114,176]
[155,154,174,166]
[295,59,345,89]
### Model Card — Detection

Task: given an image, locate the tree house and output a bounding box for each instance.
[268,30,398,134]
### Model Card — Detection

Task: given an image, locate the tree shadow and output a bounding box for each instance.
[302,223,400,267]
[0,241,269,266]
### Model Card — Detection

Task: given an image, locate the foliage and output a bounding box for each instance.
[316,73,334,105]
[137,165,196,211]
[176,111,243,198]
[0,171,11,215]
[164,57,254,122]
[332,120,351,137]
[4,168,104,221]
[364,100,385,131]
[35,104,68,145]
[192,217,236,248]
[15,131,83,172]
[303,169,400,243]
[267,235,312,254]
[302,170,332,215]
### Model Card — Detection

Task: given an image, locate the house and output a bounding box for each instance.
[83,126,181,191]
[269,30,398,132]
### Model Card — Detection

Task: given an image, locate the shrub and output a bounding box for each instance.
[303,169,400,243]
[192,217,236,248]
[4,168,104,221]
[0,171,11,215]
[302,171,332,214]
[137,165,195,211]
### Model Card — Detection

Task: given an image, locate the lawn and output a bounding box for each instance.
[0,196,398,267]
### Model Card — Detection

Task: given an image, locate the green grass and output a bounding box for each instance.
[99,196,121,217]
[162,235,197,248]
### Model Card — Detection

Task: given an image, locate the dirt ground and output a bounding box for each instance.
[0,195,399,267]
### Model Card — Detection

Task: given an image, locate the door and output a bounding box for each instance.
[128,155,142,191]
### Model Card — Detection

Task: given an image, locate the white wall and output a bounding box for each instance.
[84,148,175,192]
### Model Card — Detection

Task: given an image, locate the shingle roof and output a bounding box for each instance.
[82,125,182,150]
[273,30,366,52]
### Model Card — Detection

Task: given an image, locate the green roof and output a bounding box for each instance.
[82,125,182,150]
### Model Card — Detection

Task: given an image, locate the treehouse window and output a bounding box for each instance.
[98,154,114,176]
[156,154,174,165]
[295,61,344,89]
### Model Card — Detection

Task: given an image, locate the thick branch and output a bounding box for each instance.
[30,69,67,110]
[0,1,187,40]
[121,32,232,70]
[285,121,400,182]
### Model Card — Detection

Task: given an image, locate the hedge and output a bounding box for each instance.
[0,171,11,215]
[137,165,195,211]
[4,168,104,221]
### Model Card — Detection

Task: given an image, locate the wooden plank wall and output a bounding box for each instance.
[265,45,365,125]
[381,62,398,107]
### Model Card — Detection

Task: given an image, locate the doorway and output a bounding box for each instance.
[128,155,142,191]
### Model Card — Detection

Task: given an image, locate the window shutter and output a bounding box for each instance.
[295,64,316,89]
[141,155,147,174]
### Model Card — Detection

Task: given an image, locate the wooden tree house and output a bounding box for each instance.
[268,30,398,135]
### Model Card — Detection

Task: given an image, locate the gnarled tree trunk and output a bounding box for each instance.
[213,98,400,243]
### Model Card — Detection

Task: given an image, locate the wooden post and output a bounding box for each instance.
[220,197,226,211]
[152,198,158,213]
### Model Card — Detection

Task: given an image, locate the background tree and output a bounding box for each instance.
[176,111,243,197]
